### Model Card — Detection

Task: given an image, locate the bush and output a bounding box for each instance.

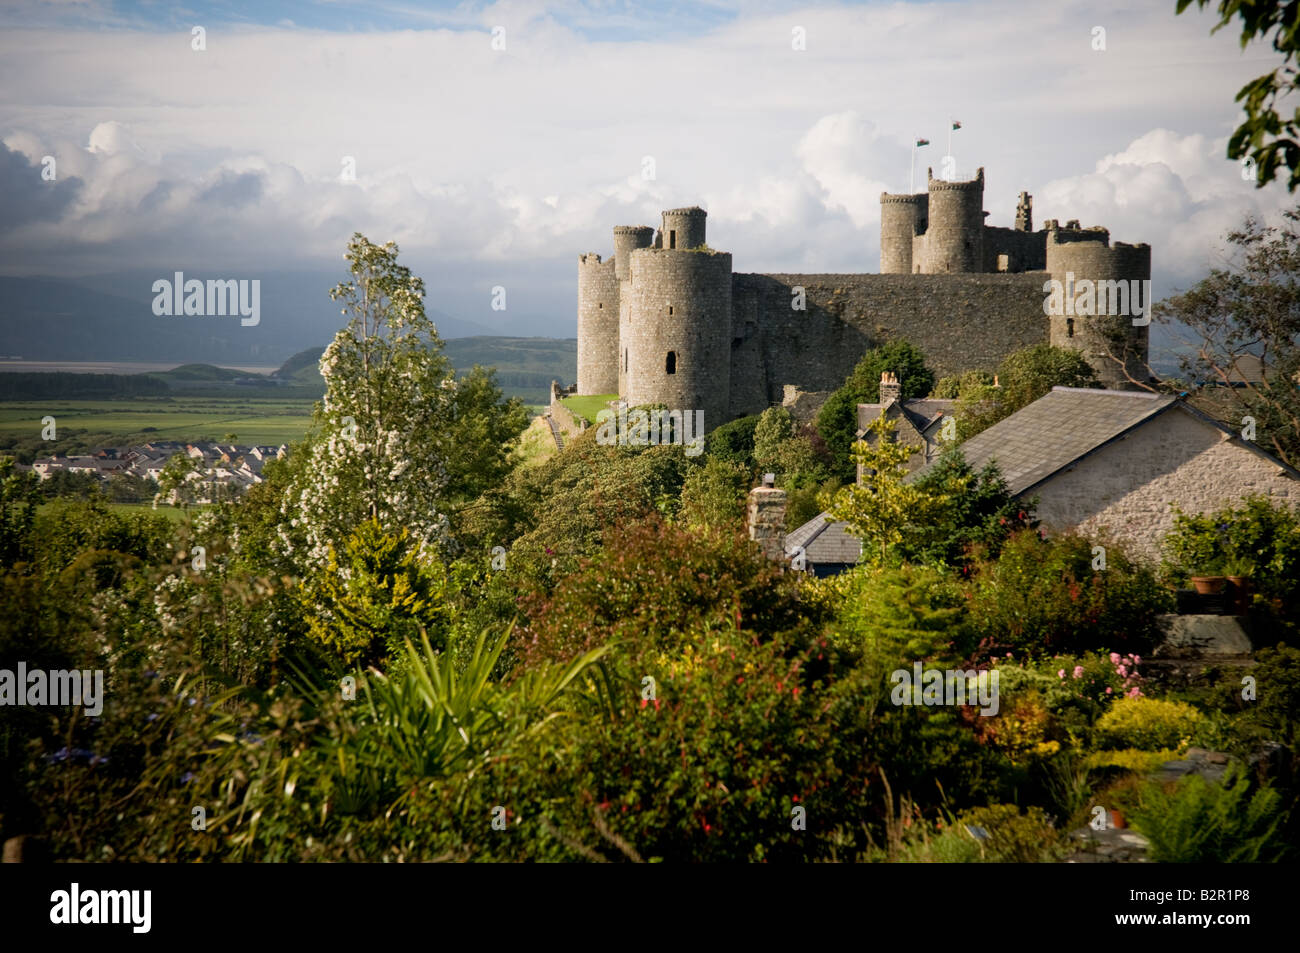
[515,519,813,667]
[706,415,760,468]
[965,530,1171,659]
[1095,696,1203,751]
[899,803,1065,863]
[1161,495,1300,633]
[1120,764,1290,862]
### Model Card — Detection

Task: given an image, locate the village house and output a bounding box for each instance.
[783,385,1299,573]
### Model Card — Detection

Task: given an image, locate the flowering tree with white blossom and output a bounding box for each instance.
[281,233,458,575]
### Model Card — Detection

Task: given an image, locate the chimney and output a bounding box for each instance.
[747,475,787,562]
[879,371,902,407]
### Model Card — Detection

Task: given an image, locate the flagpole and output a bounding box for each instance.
[948,118,952,161]
[910,140,915,194]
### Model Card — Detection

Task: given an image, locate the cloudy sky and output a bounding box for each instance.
[0,0,1295,336]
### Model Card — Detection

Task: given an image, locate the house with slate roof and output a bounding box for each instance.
[784,385,1300,572]
[918,386,1299,560]
[855,371,955,475]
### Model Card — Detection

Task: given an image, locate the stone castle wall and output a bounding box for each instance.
[727,271,1049,418]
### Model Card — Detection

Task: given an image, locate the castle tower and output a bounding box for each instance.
[1015,192,1033,232]
[1045,224,1151,389]
[613,225,654,281]
[576,252,620,395]
[624,208,732,429]
[659,207,708,250]
[879,192,928,273]
[924,166,985,273]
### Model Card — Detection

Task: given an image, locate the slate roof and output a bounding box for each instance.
[917,386,1179,495]
[784,511,862,565]
[858,397,956,436]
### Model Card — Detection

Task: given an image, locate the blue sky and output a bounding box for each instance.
[2,0,749,36]
[1,0,1295,339]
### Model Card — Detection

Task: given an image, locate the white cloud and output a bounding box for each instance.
[0,1,1294,317]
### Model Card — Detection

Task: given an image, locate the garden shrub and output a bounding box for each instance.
[1095,696,1203,751]
[1161,495,1300,634]
[1120,764,1290,862]
[515,519,812,667]
[965,530,1171,659]
[899,803,1065,863]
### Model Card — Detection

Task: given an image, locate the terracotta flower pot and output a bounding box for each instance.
[1191,575,1226,595]
[1227,575,1252,614]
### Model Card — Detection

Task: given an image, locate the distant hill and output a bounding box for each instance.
[272,337,576,404]
[155,363,248,382]
[0,272,497,365]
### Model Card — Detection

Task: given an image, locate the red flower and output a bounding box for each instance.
[792,794,800,803]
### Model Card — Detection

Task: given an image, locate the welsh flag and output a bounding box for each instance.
[952,120,962,130]
[915,138,930,147]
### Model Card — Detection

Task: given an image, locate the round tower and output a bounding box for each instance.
[613,225,654,281]
[576,252,620,395]
[879,192,927,273]
[925,166,985,273]
[1046,225,1152,389]
[625,245,732,431]
[660,207,708,250]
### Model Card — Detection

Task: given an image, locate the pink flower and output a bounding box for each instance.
[1132,655,1141,665]
[1072,666,1084,679]
[1109,652,1121,665]
[1117,665,1127,677]
[1105,687,1113,694]
[1057,669,1066,679]
[1127,687,1141,698]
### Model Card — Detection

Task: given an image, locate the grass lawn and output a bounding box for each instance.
[559,393,616,426]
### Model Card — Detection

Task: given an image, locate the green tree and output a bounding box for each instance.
[903,451,1036,567]
[679,458,750,532]
[1154,207,1300,467]
[817,341,934,480]
[706,414,760,468]
[302,518,449,667]
[282,234,459,572]
[753,406,830,488]
[826,415,965,564]
[1176,0,1300,190]
[0,459,40,570]
[951,344,1097,441]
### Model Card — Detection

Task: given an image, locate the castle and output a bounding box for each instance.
[572,167,1151,431]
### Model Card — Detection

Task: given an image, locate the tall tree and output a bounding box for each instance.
[826,415,964,565]
[1154,206,1300,467]
[281,234,458,572]
[1177,0,1300,190]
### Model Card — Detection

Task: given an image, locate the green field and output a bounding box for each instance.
[559,393,616,425]
[0,397,317,450]
[35,501,196,523]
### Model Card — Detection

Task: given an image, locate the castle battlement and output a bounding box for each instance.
[573,163,1151,428]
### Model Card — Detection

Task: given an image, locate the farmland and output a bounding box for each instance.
[0,396,318,460]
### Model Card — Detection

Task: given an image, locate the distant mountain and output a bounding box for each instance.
[0,272,497,365]
[272,337,576,404]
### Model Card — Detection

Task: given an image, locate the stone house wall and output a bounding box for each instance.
[1031,406,1298,561]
